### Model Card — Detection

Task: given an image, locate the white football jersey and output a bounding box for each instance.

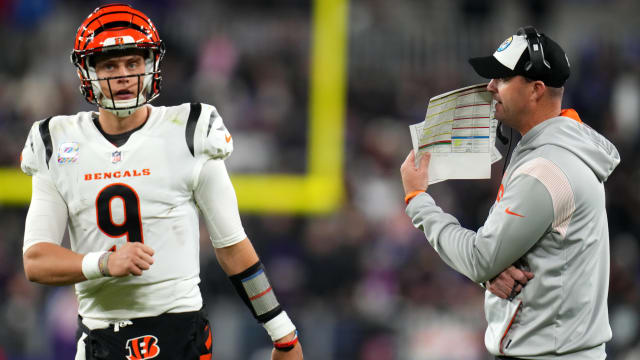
[21,103,245,320]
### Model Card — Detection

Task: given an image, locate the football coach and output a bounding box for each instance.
[400,26,620,359]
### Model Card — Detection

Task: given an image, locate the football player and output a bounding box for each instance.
[20,4,302,359]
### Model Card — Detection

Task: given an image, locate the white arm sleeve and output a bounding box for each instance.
[23,175,69,253]
[194,159,247,248]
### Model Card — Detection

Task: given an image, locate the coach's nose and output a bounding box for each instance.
[487,79,498,94]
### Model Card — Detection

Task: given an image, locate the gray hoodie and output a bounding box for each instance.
[406,112,620,359]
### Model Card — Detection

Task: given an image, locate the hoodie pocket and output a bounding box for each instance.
[484,295,523,355]
[499,300,523,354]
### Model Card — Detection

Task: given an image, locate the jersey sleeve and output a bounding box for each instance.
[21,119,50,177]
[405,169,554,283]
[194,159,247,248]
[23,174,69,253]
[195,104,233,161]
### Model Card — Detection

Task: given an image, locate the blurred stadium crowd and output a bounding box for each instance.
[0,0,639,359]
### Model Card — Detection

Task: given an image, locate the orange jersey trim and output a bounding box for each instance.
[560,108,582,123]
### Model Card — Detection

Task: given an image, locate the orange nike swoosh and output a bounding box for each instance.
[225,134,232,143]
[505,207,525,217]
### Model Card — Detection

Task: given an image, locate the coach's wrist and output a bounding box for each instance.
[404,189,426,205]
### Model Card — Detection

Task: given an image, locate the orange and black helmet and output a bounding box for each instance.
[71,4,165,115]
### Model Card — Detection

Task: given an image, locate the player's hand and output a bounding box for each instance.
[271,331,303,360]
[107,242,155,277]
[486,266,534,300]
[400,150,431,195]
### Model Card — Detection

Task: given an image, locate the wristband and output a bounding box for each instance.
[263,311,296,342]
[273,330,298,352]
[82,251,107,280]
[404,190,426,204]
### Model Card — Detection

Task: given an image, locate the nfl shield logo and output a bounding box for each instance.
[111,150,122,164]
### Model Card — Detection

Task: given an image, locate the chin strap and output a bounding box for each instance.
[99,92,147,117]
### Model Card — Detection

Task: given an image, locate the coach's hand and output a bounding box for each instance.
[486,266,534,300]
[272,331,303,360]
[400,150,431,195]
[108,242,155,277]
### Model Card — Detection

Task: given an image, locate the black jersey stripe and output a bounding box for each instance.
[206,112,214,136]
[185,103,202,157]
[39,117,53,169]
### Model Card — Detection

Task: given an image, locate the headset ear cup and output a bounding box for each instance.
[519,26,551,77]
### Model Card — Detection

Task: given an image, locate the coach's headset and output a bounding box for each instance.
[496,26,551,174]
[520,26,552,76]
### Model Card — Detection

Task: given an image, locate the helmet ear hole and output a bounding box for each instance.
[153,75,161,93]
[79,81,94,102]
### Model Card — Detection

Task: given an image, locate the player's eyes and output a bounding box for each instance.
[129,60,145,71]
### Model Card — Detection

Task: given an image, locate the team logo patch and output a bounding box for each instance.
[125,335,160,360]
[57,142,79,164]
[112,150,122,164]
[103,35,135,47]
[497,36,513,52]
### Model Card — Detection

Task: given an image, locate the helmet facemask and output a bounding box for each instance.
[84,49,160,118]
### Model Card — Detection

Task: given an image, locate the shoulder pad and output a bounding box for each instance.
[21,117,53,176]
[195,104,233,160]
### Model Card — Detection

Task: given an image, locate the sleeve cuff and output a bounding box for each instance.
[405,192,434,217]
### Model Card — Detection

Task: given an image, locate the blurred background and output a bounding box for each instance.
[0,0,639,359]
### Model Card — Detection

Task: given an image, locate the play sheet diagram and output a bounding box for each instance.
[409,83,502,184]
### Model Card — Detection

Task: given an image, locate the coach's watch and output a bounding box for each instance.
[273,330,299,352]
